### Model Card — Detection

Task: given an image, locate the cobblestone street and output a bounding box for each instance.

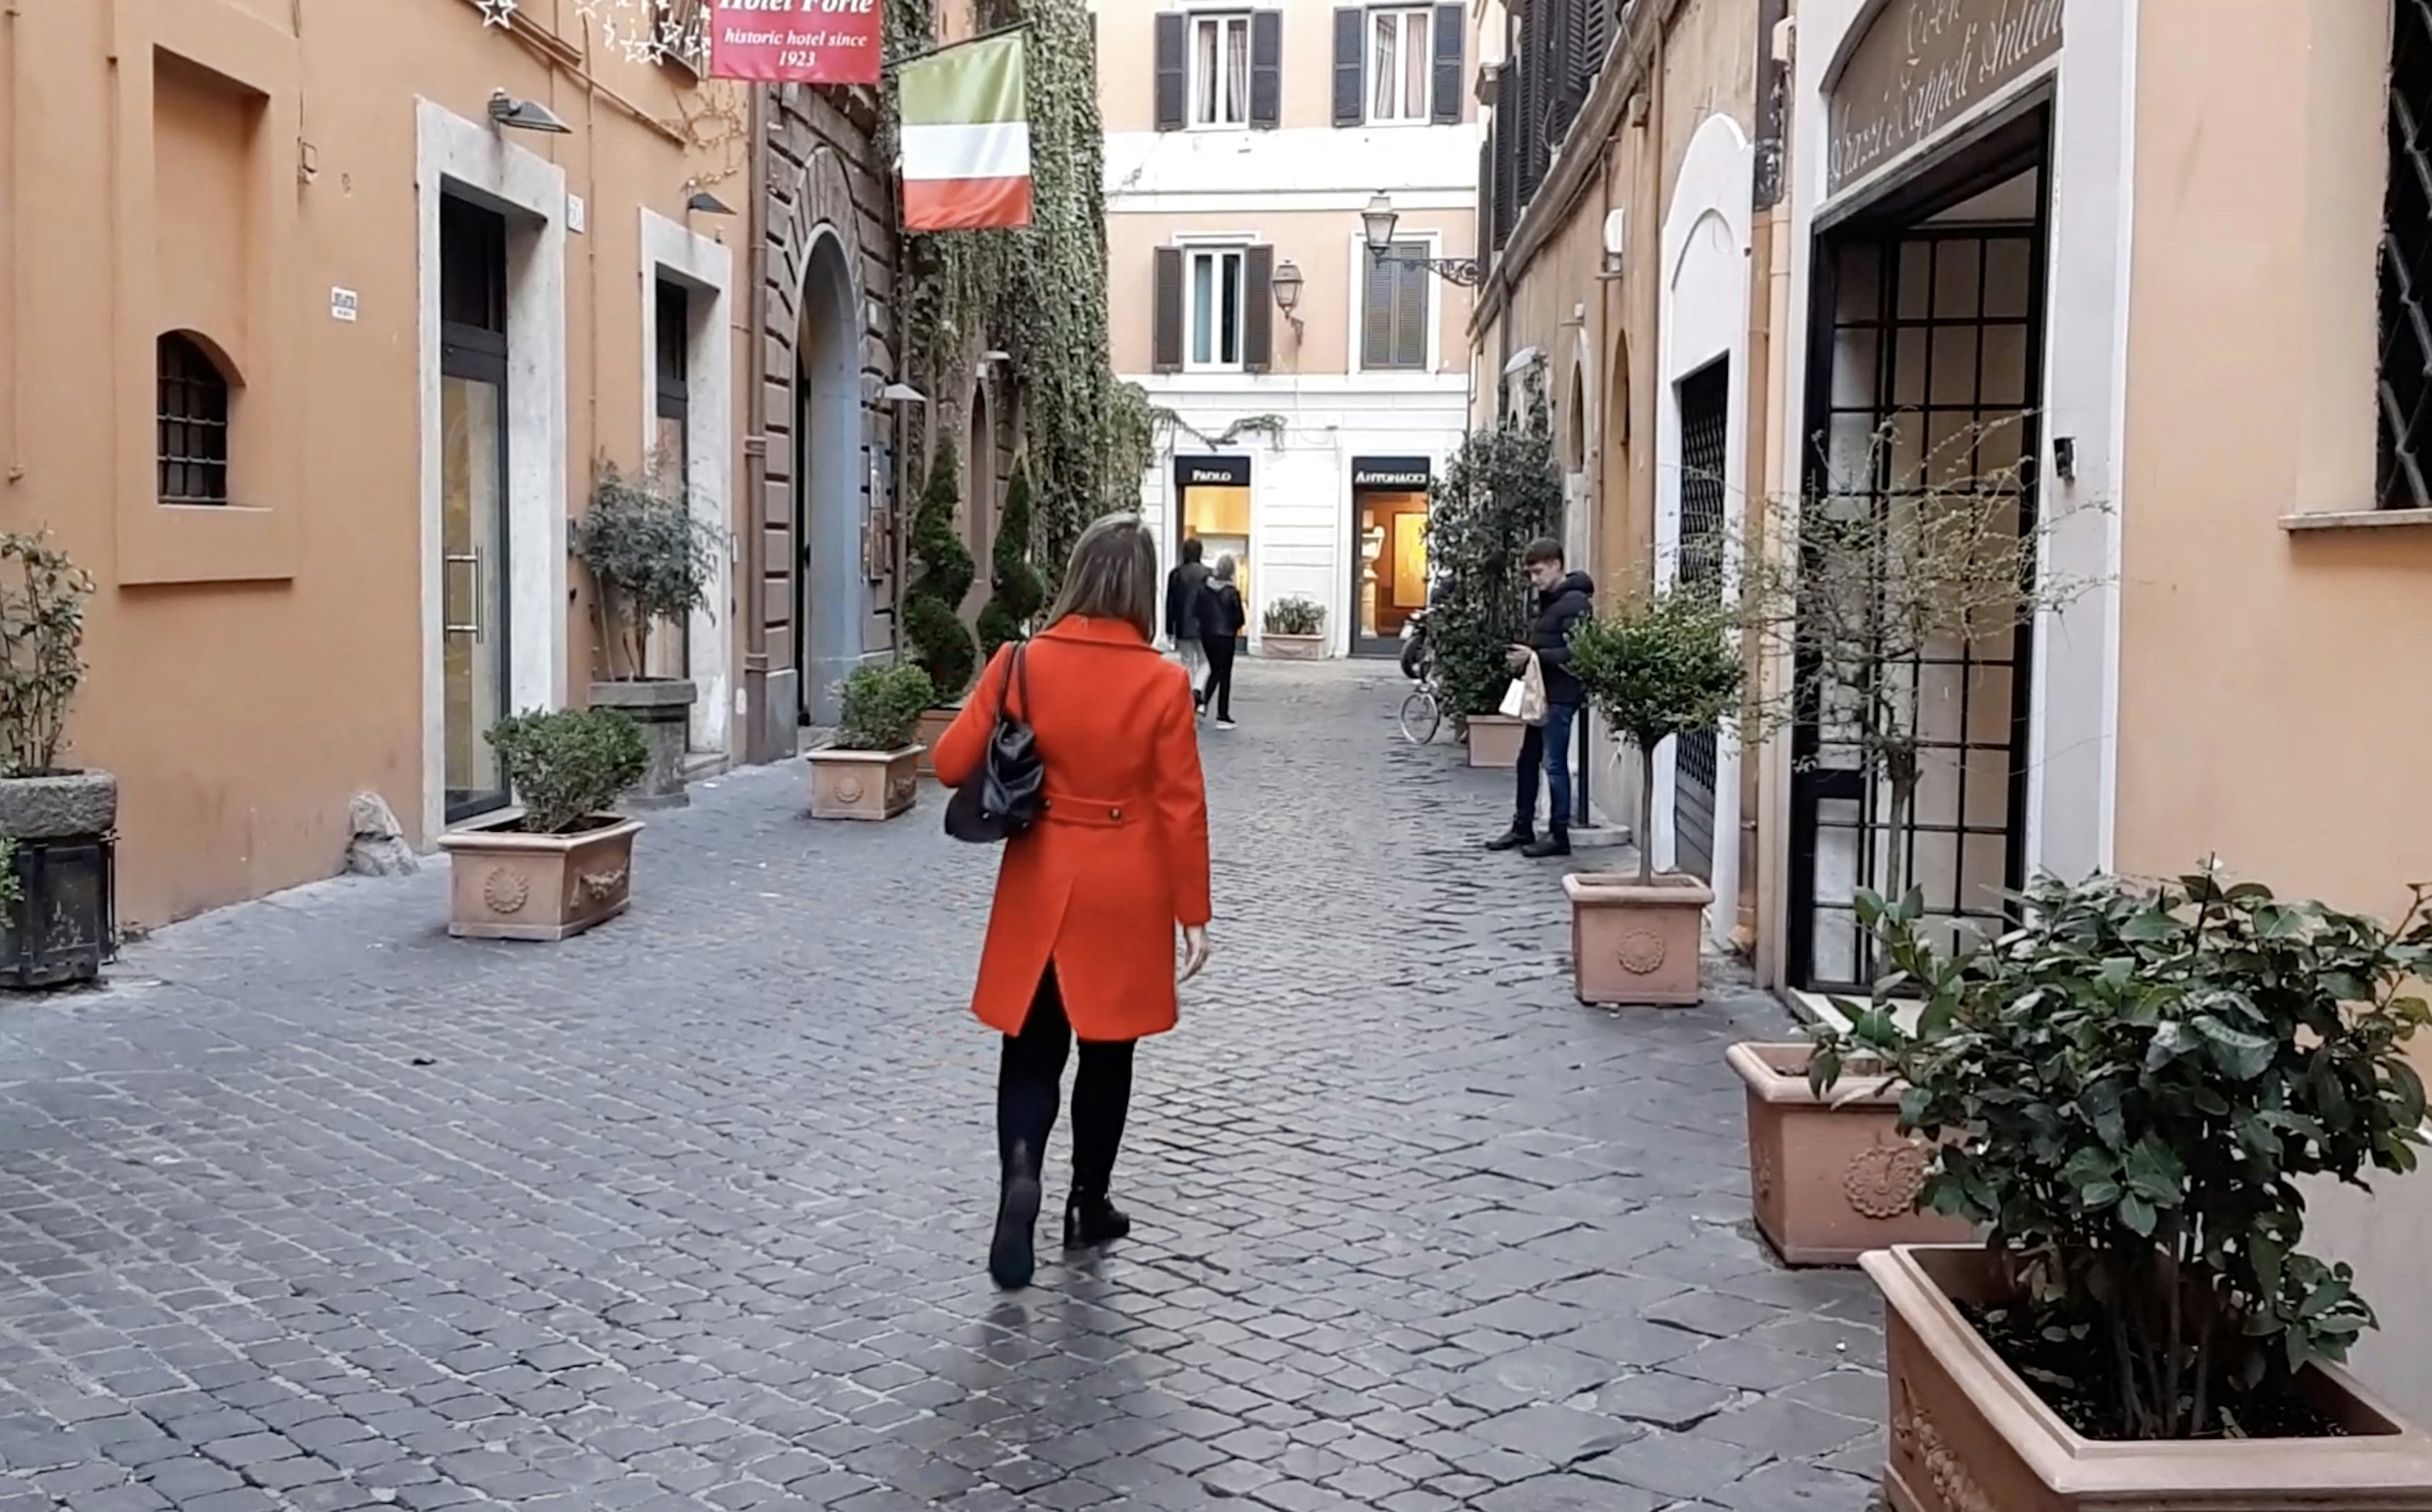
[0,661,1884,1512]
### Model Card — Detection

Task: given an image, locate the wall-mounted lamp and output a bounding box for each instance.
[1361,191,1483,287]
[686,191,735,216]
[488,89,571,134]
[881,381,929,406]
[1271,259,1305,339]
[1598,208,1628,279]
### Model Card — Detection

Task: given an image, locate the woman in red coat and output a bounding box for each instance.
[933,515,1213,1290]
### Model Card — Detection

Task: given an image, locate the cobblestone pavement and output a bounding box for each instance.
[0,660,1886,1512]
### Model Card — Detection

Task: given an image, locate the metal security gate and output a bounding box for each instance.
[1788,172,2049,994]
[1671,359,1730,882]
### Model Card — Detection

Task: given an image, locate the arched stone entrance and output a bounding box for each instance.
[795,231,862,726]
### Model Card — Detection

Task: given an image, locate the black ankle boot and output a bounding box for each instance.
[1521,832,1571,859]
[990,1142,1043,1288]
[1485,826,1534,852]
[1063,1192,1131,1250]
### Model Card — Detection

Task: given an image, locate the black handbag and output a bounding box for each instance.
[944,642,1044,844]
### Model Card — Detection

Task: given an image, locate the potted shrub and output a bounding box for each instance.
[975,460,1045,660]
[438,707,648,940]
[808,662,933,821]
[1425,402,1559,769]
[1559,585,1745,1006]
[904,443,978,774]
[1259,596,1326,660]
[1812,871,2432,1509]
[573,461,721,808]
[0,534,113,987]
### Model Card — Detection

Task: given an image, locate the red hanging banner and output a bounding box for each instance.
[707,0,884,86]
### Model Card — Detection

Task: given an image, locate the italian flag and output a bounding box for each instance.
[900,32,1033,232]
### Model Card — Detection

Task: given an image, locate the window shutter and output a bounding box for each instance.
[1477,139,1493,264]
[1153,248,1184,372]
[1332,8,1365,127]
[1361,248,1395,369]
[1431,4,1465,125]
[1395,248,1430,369]
[1250,11,1283,129]
[1154,13,1186,132]
[1243,245,1276,373]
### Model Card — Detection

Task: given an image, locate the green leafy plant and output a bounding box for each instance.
[1262,597,1324,636]
[573,460,723,681]
[1812,867,2432,1441]
[486,707,649,835]
[977,461,1045,657]
[904,443,978,701]
[834,662,937,753]
[0,532,94,776]
[1566,587,1750,885]
[1425,398,1561,725]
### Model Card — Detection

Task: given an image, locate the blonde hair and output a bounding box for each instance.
[1044,513,1159,640]
[1214,554,1237,582]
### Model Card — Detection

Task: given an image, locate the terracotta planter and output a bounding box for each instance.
[1866,1244,2432,1511]
[1563,871,1713,1005]
[914,705,960,778]
[438,813,642,942]
[1260,632,1324,660]
[1726,1043,1976,1265]
[1467,714,1526,767]
[807,745,922,821]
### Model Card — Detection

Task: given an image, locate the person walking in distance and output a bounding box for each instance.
[1201,555,1246,729]
[1486,539,1595,859]
[1165,537,1213,714]
[935,515,1215,1290]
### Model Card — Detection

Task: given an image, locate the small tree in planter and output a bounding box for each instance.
[975,462,1044,659]
[0,533,111,986]
[808,663,934,822]
[905,444,978,768]
[573,461,723,808]
[438,707,649,941]
[1426,400,1561,762]
[1809,869,2432,1504]
[1260,596,1325,659]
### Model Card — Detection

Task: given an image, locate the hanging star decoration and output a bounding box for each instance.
[476,0,516,26]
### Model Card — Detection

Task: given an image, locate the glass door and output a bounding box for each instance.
[647,280,691,683]
[441,197,511,822]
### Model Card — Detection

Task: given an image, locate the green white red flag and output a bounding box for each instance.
[898,32,1032,231]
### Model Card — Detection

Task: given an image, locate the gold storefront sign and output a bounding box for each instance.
[1826,0,2063,198]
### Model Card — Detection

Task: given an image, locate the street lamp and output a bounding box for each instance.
[1272,258,1305,339]
[1360,190,1484,287]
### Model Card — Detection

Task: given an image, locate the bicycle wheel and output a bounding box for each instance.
[1398,688,1443,745]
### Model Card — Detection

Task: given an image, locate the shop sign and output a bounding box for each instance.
[1826,0,2063,197]
[708,0,883,86]
[1176,455,1251,489]
[1352,457,1433,491]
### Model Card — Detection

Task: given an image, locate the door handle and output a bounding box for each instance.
[444,551,484,641]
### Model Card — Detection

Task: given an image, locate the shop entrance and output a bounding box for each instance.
[1350,457,1431,658]
[1788,110,2051,994]
[1173,454,1251,619]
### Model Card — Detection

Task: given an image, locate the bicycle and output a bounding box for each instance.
[1398,671,1444,745]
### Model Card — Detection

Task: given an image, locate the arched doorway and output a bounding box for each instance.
[965,381,993,614]
[795,232,863,726]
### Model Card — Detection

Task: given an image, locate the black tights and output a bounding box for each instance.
[996,966,1135,1197]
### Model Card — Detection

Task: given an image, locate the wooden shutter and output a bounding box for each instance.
[1361,249,1395,369]
[1154,13,1186,132]
[1153,247,1184,372]
[1243,245,1276,373]
[1332,8,1365,127]
[1477,140,1494,263]
[1250,11,1283,129]
[1394,248,1430,369]
[1432,4,1465,125]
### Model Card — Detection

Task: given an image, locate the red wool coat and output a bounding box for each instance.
[933,615,1213,1042]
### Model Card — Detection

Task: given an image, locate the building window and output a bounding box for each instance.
[1189,248,1247,369]
[1191,13,1252,128]
[2381,0,2432,508]
[157,332,231,505]
[654,0,709,73]
[1361,243,1431,371]
[1369,8,1433,123]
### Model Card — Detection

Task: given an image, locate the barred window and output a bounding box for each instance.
[2381,0,2432,508]
[157,332,231,506]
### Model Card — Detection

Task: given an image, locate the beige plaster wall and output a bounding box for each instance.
[1095,0,1475,135]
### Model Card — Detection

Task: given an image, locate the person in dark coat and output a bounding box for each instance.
[1200,555,1246,728]
[1163,538,1213,712]
[1486,538,1594,858]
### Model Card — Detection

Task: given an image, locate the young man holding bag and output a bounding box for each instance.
[1486,538,1595,859]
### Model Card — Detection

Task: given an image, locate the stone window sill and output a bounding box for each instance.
[2280,508,2432,532]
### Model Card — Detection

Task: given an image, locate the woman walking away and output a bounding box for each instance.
[935,515,1215,1290]
[1202,556,1246,729]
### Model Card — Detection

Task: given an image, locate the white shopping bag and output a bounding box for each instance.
[1498,653,1548,724]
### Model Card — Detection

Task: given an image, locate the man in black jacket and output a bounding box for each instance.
[1487,539,1594,858]
[1164,538,1213,712]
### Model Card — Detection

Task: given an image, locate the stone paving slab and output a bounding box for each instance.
[0,660,1885,1511]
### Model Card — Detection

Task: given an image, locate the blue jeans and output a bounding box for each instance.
[1513,701,1578,835]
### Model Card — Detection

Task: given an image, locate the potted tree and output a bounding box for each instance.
[1811,870,2432,1509]
[904,443,978,774]
[438,706,649,940]
[573,460,721,808]
[0,534,113,987]
[975,460,1045,660]
[1258,597,1326,660]
[808,662,934,821]
[1425,402,1560,770]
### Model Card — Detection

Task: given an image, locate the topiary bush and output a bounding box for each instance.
[573,461,721,681]
[977,460,1045,657]
[486,707,648,835]
[904,443,978,702]
[1566,586,1748,885]
[834,663,936,752]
